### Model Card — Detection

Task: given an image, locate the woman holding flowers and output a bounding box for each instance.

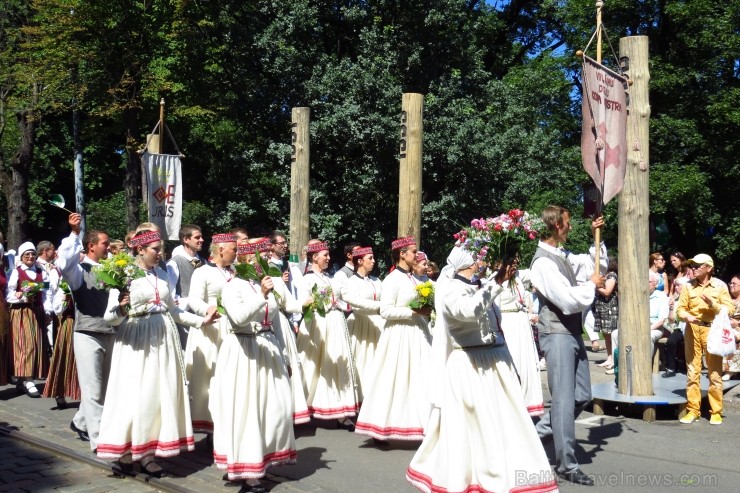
[210,241,296,492]
[41,280,80,408]
[296,239,358,429]
[258,237,313,425]
[340,247,384,403]
[492,254,544,416]
[355,237,433,443]
[5,241,50,398]
[96,229,217,476]
[184,233,238,435]
[406,245,556,493]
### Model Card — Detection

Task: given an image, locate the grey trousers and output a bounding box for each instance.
[535,332,592,474]
[72,331,115,451]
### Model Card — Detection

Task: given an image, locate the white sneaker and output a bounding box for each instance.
[538,358,547,371]
[722,373,731,381]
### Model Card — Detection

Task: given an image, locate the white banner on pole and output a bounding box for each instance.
[142,151,182,240]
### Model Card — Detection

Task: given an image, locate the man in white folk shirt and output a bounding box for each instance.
[530,205,605,486]
[36,241,61,350]
[56,213,114,451]
[167,224,206,348]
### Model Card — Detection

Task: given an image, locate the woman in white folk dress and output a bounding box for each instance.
[256,237,311,424]
[355,237,432,443]
[407,246,557,493]
[340,246,384,403]
[210,241,296,493]
[493,254,544,416]
[97,230,217,476]
[296,239,358,429]
[185,233,238,434]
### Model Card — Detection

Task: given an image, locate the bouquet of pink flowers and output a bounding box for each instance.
[453,209,543,265]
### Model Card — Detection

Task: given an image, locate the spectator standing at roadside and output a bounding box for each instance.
[676,254,734,425]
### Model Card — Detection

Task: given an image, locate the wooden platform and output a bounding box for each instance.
[591,373,740,422]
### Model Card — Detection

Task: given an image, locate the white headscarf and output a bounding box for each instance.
[429,246,476,407]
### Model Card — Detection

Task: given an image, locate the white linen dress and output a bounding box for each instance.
[407,276,557,493]
[271,276,310,424]
[340,273,384,402]
[210,278,296,480]
[493,274,544,416]
[296,271,359,420]
[97,268,202,460]
[185,264,234,433]
[355,267,432,441]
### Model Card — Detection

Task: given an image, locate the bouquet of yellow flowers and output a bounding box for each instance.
[21,280,44,298]
[302,284,333,324]
[92,252,145,291]
[409,281,434,309]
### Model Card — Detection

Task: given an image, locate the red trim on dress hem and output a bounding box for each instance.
[355,422,425,440]
[406,467,558,493]
[97,436,195,459]
[213,450,297,478]
[307,404,359,419]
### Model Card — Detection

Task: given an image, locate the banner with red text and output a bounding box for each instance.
[581,55,628,206]
[142,152,182,240]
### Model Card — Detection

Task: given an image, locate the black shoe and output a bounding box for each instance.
[373,438,389,447]
[336,419,355,432]
[662,369,676,378]
[557,468,594,486]
[24,382,41,398]
[70,421,90,441]
[242,481,267,493]
[141,458,166,478]
[112,461,134,476]
[56,397,68,409]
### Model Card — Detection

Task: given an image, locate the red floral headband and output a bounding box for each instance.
[352,247,373,258]
[130,231,161,247]
[306,241,329,254]
[391,236,416,251]
[212,233,237,244]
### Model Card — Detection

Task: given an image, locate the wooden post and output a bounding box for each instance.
[398,93,423,242]
[158,98,165,154]
[617,35,651,397]
[290,107,310,263]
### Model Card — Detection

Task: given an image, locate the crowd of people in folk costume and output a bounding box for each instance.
[1,205,738,492]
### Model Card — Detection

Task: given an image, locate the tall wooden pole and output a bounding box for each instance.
[617,35,651,399]
[290,107,310,263]
[158,98,165,154]
[592,0,605,268]
[398,93,423,243]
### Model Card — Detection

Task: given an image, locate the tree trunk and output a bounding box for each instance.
[124,107,141,231]
[7,109,37,248]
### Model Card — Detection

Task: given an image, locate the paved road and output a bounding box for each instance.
[2,349,740,492]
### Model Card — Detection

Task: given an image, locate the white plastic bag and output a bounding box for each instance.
[707,307,735,357]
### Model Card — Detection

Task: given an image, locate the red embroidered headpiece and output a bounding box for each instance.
[256,237,272,253]
[352,247,373,258]
[391,236,416,251]
[130,231,161,247]
[212,233,237,244]
[306,241,329,254]
[415,251,428,262]
[237,242,260,255]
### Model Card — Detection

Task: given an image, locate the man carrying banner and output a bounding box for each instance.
[167,224,206,348]
[531,206,605,486]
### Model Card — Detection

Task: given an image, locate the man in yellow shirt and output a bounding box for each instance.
[676,254,734,425]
